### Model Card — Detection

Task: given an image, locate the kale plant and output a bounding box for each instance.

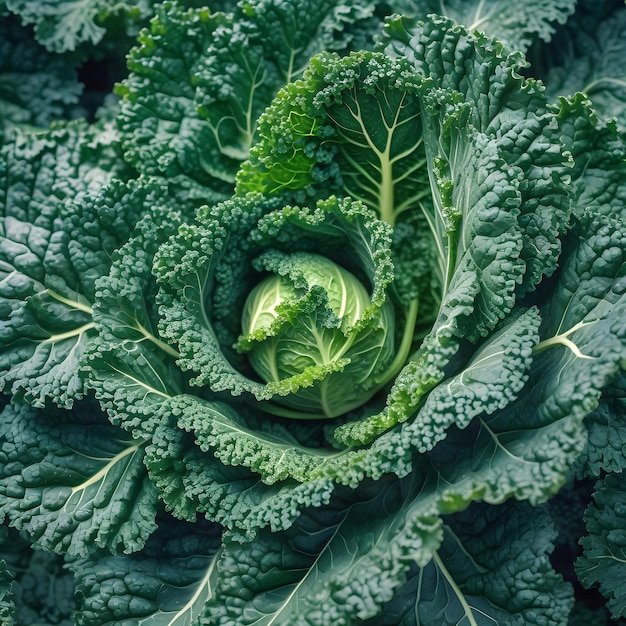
[1,0,625,624]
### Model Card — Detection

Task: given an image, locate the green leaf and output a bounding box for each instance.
[116,2,235,208]
[336,306,540,445]
[381,13,572,297]
[194,0,378,163]
[556,93,626,223]
[531,2,626,127]
[237,50,430,228]
[0,122,133,407]
[82,197,186,437]
[583,375,626,476]
[143,408,336,536]
[118,0,374,210]
[387,0,577,52]
[154,193,398,409]
[365,500,573,626]
[0,536,14,626]
[4,0,152,52]
[0,401,158,558]
[577,472,626,620]
[0,16,84,132]
[71,515,222,626]
[204,480,571,625]
[0,527,75,625]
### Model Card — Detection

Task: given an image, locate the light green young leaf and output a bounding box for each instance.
[154,193,397,413]
[71,515,222,626]
[0,402,158,558]
[236,50,430,227]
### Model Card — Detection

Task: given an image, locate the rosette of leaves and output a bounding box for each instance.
[79,8,626,566]
[1,7,626,626]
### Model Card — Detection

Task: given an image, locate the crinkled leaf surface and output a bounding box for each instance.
[0,401,158,558]
[117,0,376,211]
[388,0,576,52]
[4,0,152,52]
[83,200,186,438]
[0,526,75,626]
[71,515,222,626]
[364,500,572,626]
[583,375,626,476]
[0,122,134,407]
[116,2,234,208]
[531,1,626,127]
[0,17,84,133]
[203,478,571,624]
[556,94,626,222]
[193,0,379,163]
[380,14,572,296]
[0,530,14,626]
[577,472,626,620]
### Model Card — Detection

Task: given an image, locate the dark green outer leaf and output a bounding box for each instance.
[0,541,13,626]
[116,2,235,208]
[0,122,133,408]
[364,500,573,626]
[577,472,626,620]
[387,0,577,53]
[203,472,572,625]
[381,14,572,297]
[71,515,222,626]
[4,0,152,53]
[556,94,626,223]
[532,2,626,128]
[0,401,158,558]
[194,0,376,162]
[0,16,84,132]
[583,375,626,476]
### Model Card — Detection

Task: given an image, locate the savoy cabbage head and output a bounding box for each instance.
[0,0,625,624]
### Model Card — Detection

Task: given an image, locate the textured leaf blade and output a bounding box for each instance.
[4,0,152,52]
[72,516,222,626]
[577,472,626,620]
[0,402,158,558]
[364,500,573,626]
[0,122,133,407]
[388,0,576,52]
[84,201,186,437]
[534,2,626,127]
